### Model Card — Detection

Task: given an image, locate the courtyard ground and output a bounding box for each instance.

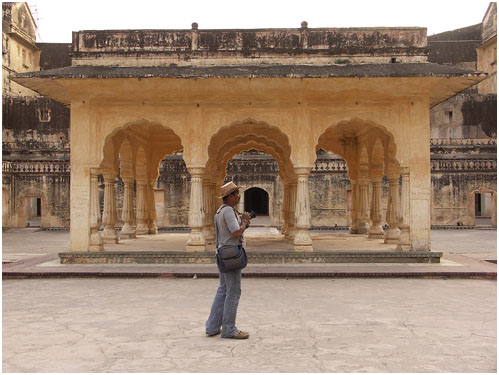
[2,277,496,373]
[2,228,497,372]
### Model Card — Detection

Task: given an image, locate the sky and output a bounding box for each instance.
[29,0,493,43]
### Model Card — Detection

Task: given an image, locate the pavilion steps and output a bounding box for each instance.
[58,250,442,265]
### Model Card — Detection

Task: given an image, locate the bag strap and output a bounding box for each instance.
[215,204,229,249]
[215,204,240,249]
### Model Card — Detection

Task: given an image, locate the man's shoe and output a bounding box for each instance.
[226,330,249,339]
[206,330,221,337]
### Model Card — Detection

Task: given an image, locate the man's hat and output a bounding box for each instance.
[218,181,239,199]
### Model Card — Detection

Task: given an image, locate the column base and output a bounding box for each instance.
[136,222,149,235]
[102,237,118,244]
[293,229,313,252]
[397,226,410,250]
[102,228,118,244]
[121,223,136,239]
[396,243,411,250]
[186,230,206,252]
[89,231,103,251]
[357,221,370,234]
[120,231,136,239]
[384,227,401,244]
[88,236,104,251]
[148,226,158,235]
[349,226,358,234]
[368,224,384,238]
[203,227,215,241]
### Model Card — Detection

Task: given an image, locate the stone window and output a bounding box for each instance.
[37,108,51,123]
[444,110,453,124]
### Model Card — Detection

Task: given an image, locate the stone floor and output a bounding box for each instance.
[2,277,496,373]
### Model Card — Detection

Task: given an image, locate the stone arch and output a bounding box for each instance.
[100,120,183,177]
[316,117,400,173]
[316,118,400,235]
[468,187,497,226]
[206,118,294,184]
[204,118,299,246]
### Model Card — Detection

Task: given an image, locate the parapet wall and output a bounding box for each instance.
[71,27,428,66]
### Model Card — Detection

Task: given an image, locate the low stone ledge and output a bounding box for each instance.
[58,250,442,265]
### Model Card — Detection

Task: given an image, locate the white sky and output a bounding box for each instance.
[29,0,493,43]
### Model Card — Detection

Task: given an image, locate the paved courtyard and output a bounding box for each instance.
[2,228,497,372]
[2,278,496,373]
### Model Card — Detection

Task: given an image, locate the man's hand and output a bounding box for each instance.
[241,212,251,223]
[231,212,251,239]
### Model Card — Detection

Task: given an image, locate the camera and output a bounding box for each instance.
[249,211,256,219]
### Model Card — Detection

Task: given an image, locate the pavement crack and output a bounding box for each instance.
[471,332,496,339]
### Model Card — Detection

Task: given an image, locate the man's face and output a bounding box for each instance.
[228,190,240,206]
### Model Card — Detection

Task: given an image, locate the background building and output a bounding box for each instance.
[2,2,496,232]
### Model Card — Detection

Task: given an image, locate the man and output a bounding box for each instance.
[205,181,251,339]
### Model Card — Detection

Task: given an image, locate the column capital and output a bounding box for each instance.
[369,166,384,181]
[102,171,117,181]
[122,176,135,184]
[399,166,410,176]
[187,167,205,176]
[89,167,101,176]
[294,166,312,176]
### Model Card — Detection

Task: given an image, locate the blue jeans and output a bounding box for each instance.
[206,269,242,337]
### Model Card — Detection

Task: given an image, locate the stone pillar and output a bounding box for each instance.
[281,183,289,236]
[186,169,206,251]
[147,180,158,234]
[397,169,411,250]
[88,168,103,251]
[210,182,218,237]
[287,182,297,239]
[357,179,371,234]
[349,181,359,234]
[120,176,136,239]
[293,170,313,251]
[101,171,119,244]
[384,173,401,243]
[202,180,215,240]
[135,180,149,235]
[368,177,384,238]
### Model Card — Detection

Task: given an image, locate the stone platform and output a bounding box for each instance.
[58,250,442,264]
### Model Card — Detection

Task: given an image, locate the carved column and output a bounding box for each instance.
[147,180,158,234]
[101,171,118,244]
[368,177,384,238]
[281,183,289,236]
[397,169,411,250]
[120,176,136,239]
[287,181,297,239]
[202,179,215,240]
[357,178,371,234]
[88,168,103,251]
[384,173,401,243]
[210,182,218,237]
[186,169,206,251]
[349,181,359,234]
[293,170,313,251]
[135,180,149,235]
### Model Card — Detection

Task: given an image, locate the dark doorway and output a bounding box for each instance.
[244,187,269,215]
[475,192,492,225]
[26,197,41,227]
